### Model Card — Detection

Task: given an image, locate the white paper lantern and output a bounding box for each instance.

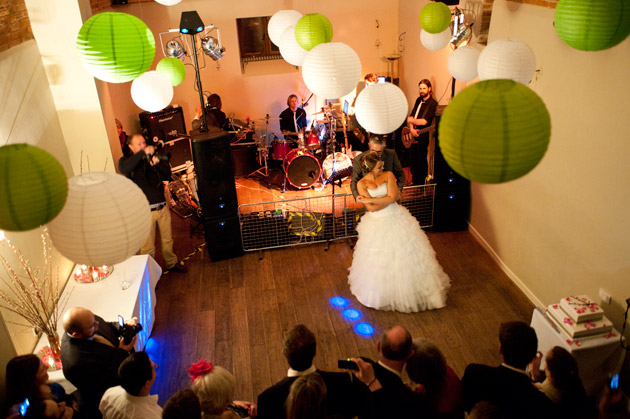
[448,46,480,81]
[48,172,151,266]
[155,0,182,5]
[131,71,173,112]
[301,42,361,99]
[279,25,308,66]
[420,28,451,51]
[477,38,536,85]
[354,83,408,134]
[268,10,302,46]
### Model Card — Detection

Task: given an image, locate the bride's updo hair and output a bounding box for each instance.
[358,152,382,175]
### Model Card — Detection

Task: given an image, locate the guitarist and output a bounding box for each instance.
[407,79,438,185]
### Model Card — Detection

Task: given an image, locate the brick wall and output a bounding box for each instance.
[0,0,34,54]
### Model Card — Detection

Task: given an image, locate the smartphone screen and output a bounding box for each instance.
[337,359,359,370]
[610,374,619,390]
[19,398,30,415]
[118,315,124,327]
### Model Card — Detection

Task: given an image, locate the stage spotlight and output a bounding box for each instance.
[201,35,225,61]
[329,296,349,308]
[450,24,473,49]
[164,40,185,59]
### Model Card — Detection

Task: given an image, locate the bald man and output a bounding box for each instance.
[60,308,137,418]
[361,325,425,417]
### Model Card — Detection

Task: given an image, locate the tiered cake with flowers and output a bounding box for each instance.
[546,295,612,339]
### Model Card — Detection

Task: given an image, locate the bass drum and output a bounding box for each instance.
[283,149,321,189]
[322,152,353,181]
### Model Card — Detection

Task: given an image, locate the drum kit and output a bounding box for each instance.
[236,105,354,191]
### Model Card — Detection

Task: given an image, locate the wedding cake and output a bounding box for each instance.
[546,295,611,339]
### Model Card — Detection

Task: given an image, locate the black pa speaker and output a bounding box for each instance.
[203,217,243,261]
[191,130,238,219]
[430,114,470,231]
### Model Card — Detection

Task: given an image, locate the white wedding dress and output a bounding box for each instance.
[348,182,450,312]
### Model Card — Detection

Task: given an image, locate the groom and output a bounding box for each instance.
[350,134,405,200]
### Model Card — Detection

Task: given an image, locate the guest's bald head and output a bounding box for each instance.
[62,307,98,339]
[379,325,413,361]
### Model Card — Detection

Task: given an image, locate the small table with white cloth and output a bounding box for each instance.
[33,254,162,393]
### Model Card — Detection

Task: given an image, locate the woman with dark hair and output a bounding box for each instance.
[406,339,463,419]
[529,346,596,418]
[5,354,74,418]
[347,152,450,312]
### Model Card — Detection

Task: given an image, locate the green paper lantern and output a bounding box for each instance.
[0,144,68,231]
[555,0,630,51]
[439,80,551,184]
[156,57,186,86]
[76,12,156,83]
[295,13,333,51]
[419,2,452,34]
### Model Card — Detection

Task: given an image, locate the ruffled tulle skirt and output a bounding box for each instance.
[348,203,450,313]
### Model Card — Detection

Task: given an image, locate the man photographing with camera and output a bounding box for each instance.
[60,307,141,418]
[118,134,186,273]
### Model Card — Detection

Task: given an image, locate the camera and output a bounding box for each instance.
[118,315,143,345]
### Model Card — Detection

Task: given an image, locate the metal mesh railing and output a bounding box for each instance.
[238,184,436,252]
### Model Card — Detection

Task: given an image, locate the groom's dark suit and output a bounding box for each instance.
[61,315,130,418]
[350,149,405,199]
[257,369,366,419]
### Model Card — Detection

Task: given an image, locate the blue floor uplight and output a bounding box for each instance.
[354,323,375,336]
[342,308,362,320]
[329,296,349,308]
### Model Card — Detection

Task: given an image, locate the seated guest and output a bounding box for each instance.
[162,389,201,419]
[99,352,161,418]
[462,321,558,419]
[360,325,425,417]
[468,401,504,419]
[529,346,596,418]
[60,307,137,418]
[257,324,365,419]
[189,360,256,418]
[285,373,327,419]
[5,354,76,418]
[406,338,463,419]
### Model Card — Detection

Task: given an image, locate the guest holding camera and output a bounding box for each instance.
[118,134,186,273]
[60,307,139,418]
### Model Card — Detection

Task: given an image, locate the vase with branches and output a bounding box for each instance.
[0,227,70,360]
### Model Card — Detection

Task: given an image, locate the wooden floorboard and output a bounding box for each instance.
[146,209,535,405]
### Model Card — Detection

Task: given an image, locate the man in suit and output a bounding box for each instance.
[257,324,366,419]
[461,321,558,418]
[361,325,425,417]
[350,135,405,200]
[407,79,438,186]
[60,307,137,418]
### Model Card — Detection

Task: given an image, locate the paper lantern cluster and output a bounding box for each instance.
[268,10,302,46]
[554,0,630,51]
[419,2,452,34]
[0,144,68,231]
[156,57,186,86]
[76,12,156,83]
[448,46,480,81]
[295,13,333,51]
[301,42,361,99]
[439,79,551,184]
[477,38,536,85]
[420,28,452,51]
[354,83,408,134]
[131,71,174,112]
[48,172,151,266]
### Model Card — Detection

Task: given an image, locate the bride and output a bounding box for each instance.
[348,152,450,313]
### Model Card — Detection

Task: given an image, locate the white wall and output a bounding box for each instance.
[469,1,630,327]
[102,0,400,139]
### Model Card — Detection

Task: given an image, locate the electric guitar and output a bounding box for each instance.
[401,121,436,148]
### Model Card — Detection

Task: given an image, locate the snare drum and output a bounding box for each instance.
[283,149,322,189]
[271,139,292,160]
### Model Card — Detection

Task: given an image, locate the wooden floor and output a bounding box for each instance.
[146,211,535,406]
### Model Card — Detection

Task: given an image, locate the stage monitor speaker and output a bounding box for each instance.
[139,106,187,145]
[191,130,238,219]
[203,217,244,261]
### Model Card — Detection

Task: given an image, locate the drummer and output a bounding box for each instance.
[279,94,307,141]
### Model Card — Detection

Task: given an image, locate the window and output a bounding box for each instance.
[236,16,282,67]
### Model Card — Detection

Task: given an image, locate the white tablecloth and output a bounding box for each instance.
[530,308,624,395]
[34,255,162,392]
